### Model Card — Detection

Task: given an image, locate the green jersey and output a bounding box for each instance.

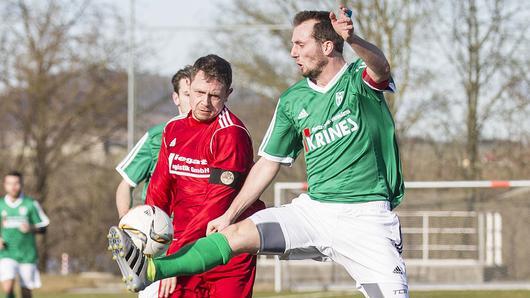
[116,123,165,202]
[259,60,404,208]
[0,195,50,263]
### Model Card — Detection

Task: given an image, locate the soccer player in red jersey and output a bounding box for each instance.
[140,54,264,298]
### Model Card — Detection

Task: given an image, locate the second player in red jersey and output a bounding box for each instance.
[146,55,264,298]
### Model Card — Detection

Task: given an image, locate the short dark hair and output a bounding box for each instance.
[293,11,344,54]
[5,171,23,183]
[171,65,193,93]
[191,54,232,89]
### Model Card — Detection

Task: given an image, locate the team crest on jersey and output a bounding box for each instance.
[19,206,27,215]
[169,138,177,147]
[335,91,345,106]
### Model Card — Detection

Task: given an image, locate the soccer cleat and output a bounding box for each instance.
[108,226,151,292]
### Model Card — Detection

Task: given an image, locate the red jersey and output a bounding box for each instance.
[146,107,264,298]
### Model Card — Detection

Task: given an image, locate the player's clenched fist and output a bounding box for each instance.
[206,213,231,236]
[329,5,354,42]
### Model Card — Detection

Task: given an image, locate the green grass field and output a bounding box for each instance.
[23,290,530,298]
[6,275,528,298]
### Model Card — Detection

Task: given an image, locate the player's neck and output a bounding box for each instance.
[6,193,21,201]
[312,57,347,87]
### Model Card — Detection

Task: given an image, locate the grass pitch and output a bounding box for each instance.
[25,290,530,298]
[6,274,528,298]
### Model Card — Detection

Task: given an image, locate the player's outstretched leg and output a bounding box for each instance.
[107,226,152,292]
[152,232,233,280]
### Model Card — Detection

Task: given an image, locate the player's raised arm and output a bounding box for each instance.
[330,5,390,82]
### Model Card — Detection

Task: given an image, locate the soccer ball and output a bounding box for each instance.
[118,205,173,257]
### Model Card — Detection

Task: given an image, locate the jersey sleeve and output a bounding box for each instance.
[209,126,254,173]
[258,99,303,166]
[145,129,173,215]
[29,200,50,228]
[173,126,254,248]
[115,132,152,187]
[350,59,396,96]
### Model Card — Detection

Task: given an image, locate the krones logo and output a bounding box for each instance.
[302,110,359,152]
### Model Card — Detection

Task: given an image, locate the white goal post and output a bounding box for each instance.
[264,180,530,292]
[274,180,530,206]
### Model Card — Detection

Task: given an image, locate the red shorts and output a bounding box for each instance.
[163,253,257,298]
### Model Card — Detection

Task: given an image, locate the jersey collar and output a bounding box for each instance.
[4,193,23,208]
[188,110,218,127]
[306,63,349,94]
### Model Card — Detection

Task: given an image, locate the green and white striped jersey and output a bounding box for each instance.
[259,59,404,208]
[116,123,165,202]
[0,195,49,263]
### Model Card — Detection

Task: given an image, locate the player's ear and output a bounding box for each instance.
[226,87,233,98]
[322,40,334,56]
[172,91,180,106]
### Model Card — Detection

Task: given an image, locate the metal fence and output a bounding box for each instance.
[257,181,530,292]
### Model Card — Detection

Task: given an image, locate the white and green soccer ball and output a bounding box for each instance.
[119,205,173,257]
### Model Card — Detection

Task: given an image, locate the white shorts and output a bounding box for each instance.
[249,194,408,297]
[0,258,42,289]
[138,280,160,298]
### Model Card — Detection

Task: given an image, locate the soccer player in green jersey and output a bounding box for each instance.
[114,66,192,298]
[114,6,408,297]
[0,171,49,298]
[115,66,193,219]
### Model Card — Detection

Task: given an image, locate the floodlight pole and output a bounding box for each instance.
[127,0,136,150]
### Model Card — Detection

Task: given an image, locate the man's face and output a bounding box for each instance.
[4,175,22,198]
[173,78,191,114]
[189,70,231,122]
[290,20,328,79]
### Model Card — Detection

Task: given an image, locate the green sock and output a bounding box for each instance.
[149,233,233,281]
[6,292,15,298]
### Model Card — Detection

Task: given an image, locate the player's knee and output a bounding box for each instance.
[221,219,260,255]
[254,221,286,256]
[1,280,15,292]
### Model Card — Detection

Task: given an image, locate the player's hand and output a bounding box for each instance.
[329,5,355,42]
[206,213,231,236]
[0,238,5,250]
[158,277,177,298]
[19,223,31,234]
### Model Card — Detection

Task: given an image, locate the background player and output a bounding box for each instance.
[0,171,49,298]
[110,6,408,298]
[115,66,193,218]
[115,67,192,297]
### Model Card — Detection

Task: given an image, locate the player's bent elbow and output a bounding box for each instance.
[221,219,260,255]
[34,227,47,234]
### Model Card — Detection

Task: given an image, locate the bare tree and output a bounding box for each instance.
[434,0,529,180]
[346,0,435,136]
[208,0,435,143]
[208,0,323,99]
[0,0,129,270]
[204,0,435,193]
